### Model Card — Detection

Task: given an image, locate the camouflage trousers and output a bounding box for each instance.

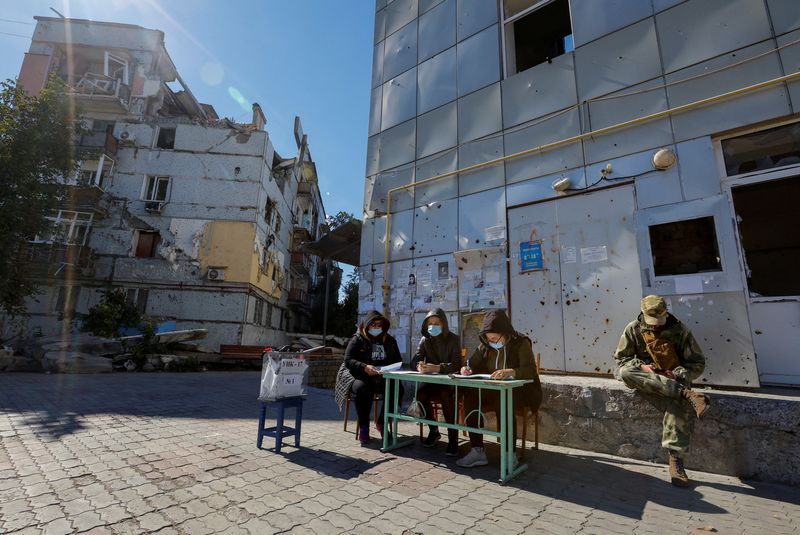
[619,366,693,456]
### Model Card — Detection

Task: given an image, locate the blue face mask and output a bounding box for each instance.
[368,328,383,337]
[427,325,442,337]
[489,341,504,350]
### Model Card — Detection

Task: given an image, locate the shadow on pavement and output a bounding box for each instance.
[383,438,736,519]
[0,372,343,439]
[279,447,391,479]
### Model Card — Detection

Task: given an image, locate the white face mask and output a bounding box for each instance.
[643,314,667,326]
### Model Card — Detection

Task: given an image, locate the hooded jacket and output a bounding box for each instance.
[468,309,542,408]
[410,308,461,374]
[613,312,705,383]
[343,310,402,381]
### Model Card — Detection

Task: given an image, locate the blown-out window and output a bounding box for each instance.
[649,217,722,276]
[503,0,574,76]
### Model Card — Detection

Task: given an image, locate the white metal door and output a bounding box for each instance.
[729,174,800,385]
[509,185,641,373]
[508,201,564,370]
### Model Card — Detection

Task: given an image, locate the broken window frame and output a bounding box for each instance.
[501,0,574,78]
[714,118,800,179]
[647,216,723,277]
[79,154,114,189]
[32,210,93,246]
[155,126,176,150]
[103,51,129,85]
[142,175,171,202]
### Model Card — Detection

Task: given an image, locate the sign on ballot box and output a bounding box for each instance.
[258,351,309,401]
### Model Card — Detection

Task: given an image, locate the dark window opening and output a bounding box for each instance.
[156,127,176,150]
[732,176,800,296]
[254,299,264,325]
[92,120,115,133]
[135,231,160,258]
[507,0,573,75]
[265,198,275,223]
[126,288,149,313]
[649,217,722,276]
[722,122,800,176]
[145,176,170,201]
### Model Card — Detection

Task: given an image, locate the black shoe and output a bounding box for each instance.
[446,440,459,457]
[422,429,441,447]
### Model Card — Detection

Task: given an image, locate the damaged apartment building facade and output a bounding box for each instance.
[360,0,800,387]
[11,16,327,348]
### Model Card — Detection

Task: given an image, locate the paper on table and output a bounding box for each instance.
[450,373,494,379]
[376,362,402,373]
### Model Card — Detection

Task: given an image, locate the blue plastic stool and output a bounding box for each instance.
[257,396,304,452]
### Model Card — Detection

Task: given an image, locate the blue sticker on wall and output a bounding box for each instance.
[520,241,544,272]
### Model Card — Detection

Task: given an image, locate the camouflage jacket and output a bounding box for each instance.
[613,313,705,383]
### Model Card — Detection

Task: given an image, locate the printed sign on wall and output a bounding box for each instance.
[519,241,544,272]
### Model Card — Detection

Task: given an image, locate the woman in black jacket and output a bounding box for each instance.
[410,308,462,455]
[456,309,542,468]
[343,310,403,445]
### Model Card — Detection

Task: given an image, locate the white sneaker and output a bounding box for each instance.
[456,447,488,468]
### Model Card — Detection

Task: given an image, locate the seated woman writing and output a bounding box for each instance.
[410,308,462,456]
[456,309,542,468]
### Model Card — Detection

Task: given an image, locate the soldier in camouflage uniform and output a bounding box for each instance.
[613,295,710,487]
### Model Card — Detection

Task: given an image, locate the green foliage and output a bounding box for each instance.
[0,76,83,316]
[80,289,142,338]
[326,210,355,231]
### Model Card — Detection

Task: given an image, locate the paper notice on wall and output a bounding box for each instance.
[396,335,407,355]
[416,266,433,286]
[485,269,501,284]
[675,275,704,294]
[580,245,608,264]
[561,246,577,264]
[398,315,411,328]
[463,269,482,281]
[445,289,458,302]
[485,225,506,242]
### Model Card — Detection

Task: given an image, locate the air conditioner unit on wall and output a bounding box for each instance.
[119,130,136,144]
[207,268,226,281]
[144,201,164,213]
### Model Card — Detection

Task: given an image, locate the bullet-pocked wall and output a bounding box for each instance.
[360,0,800,387]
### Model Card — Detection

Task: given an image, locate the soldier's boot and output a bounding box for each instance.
[682,388,710,419]
[669,453,690,487]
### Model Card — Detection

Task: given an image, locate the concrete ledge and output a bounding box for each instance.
[534,375,800,486]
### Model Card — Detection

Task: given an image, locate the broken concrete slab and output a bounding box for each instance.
[41,351,112,373]
[39,334,124,355]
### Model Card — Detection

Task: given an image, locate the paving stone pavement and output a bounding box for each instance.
[0,371,798,534]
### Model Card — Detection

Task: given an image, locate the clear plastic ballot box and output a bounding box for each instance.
[257,351,309,401]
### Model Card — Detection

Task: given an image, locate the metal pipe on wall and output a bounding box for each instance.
[379,70,800,316]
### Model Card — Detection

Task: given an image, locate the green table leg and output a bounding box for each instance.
[382,376,390,451]
[499,385,507,482]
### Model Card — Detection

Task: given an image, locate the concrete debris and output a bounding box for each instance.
[118,328,208,344]
[42,351,112,373]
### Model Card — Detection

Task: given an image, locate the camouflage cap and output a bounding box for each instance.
[640,295,667,317]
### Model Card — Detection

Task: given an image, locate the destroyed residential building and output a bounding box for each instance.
[9,16,328,348]
[361,0,800,387]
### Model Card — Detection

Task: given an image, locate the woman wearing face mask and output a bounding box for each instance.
[410,308,462,456]
[342,310,404,446]
[456,309,542,468]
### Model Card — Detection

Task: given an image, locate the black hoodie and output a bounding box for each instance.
[468,309,542,408]
[344,310,402,381]
[410,308,462,374]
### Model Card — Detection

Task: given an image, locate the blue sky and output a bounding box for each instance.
[0,0,373,223]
